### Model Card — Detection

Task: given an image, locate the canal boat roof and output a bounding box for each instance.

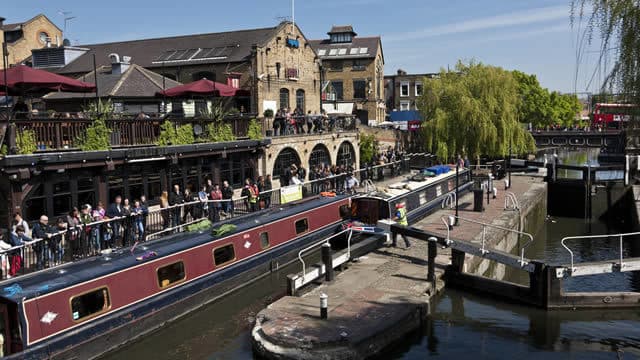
[0,194,347,303]
[356,167,462,201]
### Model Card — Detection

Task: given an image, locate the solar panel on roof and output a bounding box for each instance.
[155,50,177,62]
[192,48,214,59]
[349,48,359,55]
[179,48,199,60]
[359,48,368,54]
[170,49,190,60]
[217,47,233,57]
[329,49,338,55]
[338,48,347,55]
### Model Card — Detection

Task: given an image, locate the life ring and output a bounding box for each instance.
[320,191,336,197]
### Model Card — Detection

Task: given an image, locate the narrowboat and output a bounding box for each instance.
[0,167,470,359]
[0,195,350,359]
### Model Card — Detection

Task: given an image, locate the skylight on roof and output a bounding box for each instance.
[359,48,368,54]
[329,49,338,56]
[338,48,347,55]
[318,49,326,56]
[349,48,359,55]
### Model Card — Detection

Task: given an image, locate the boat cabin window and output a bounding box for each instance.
[70,287,111,322]
[295,219,309,235]
[213,244,236,266]
[157,261,186,288]
[260,232,270,249]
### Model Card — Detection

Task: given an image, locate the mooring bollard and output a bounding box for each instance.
[447,215,455,230]
[322,243,334,282]
[320,293,328,319]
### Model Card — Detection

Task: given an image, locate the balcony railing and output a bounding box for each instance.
[6,114,262,152]
[0,160,410,281]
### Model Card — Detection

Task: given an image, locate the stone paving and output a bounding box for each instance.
[251,174,547,360]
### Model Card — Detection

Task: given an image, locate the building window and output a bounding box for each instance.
[329,61,343,72]
[400,81,409,97]
[286,68,299,79]
[192,71,215,81]
[415,82,423,96]
[333,81,344,101]
[400,101,411,111]
[353,80,367,99]
[276,62,281,78]
[296,89,305,112]
[295,218,309,235]
[330,33,353,43]
[279,88,290,110]
[70,287,111,322]
[352,60,367,71]
[157,261,186,288]
[260,232,270,249]
[213,244,236,266]
[337,141,355,167]
[273,148,301,181]
[308,144,331,169]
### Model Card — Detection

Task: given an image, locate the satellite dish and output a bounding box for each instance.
[193,124,203,136]
[62,38,71,46]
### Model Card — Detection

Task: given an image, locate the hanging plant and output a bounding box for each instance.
[16,129,37,154]
[247,119,263,140]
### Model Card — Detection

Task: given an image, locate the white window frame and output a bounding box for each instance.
[400,81,410,97]
[415,81,423,96]
[400,100,411,111]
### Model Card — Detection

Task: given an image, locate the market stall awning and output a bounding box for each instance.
[0,65,96,95]
[389,110,422,122]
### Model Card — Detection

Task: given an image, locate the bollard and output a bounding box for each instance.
[504,179,509,190]
[448,215,455,230]
[427,237,437,294]
[322,243,334,282]
[492,187,498,199]
[320,293,328,319]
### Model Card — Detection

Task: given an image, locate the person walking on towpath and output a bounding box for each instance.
[392,203,411,248]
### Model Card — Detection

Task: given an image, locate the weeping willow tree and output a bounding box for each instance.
[417,61,536,161]
[572,1,640,149]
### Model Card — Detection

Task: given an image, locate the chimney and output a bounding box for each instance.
[0,17,5,27]
[45,38,51,48]
[108,53,131,75]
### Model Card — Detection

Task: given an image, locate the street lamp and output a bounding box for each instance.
[507,134,512,189]
[455,161,459,225]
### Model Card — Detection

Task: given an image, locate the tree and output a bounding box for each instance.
[513,70,582,128]
[418,61,536,161]
[572,1,640,99]
[359,133,378,164]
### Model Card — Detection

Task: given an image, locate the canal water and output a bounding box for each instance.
[103,148,640,359]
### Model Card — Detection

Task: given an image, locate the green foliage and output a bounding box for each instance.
[263,109,274,118]
[572,1,640,101]
[198,99,232,121]
[186,219,212,232]
[247,119,263,140]
[78,119,112,151]
[0,144,7,156]
[513,70,582,127]
[176,124,195,145]
[156,120,177,146]
[205,122,236,142]
[417,61,536,160]
[359,133,378,164]
[157,121,194,146]
[77,100,114,151]
[16,129,37,154]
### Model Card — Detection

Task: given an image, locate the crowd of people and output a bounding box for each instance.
[272,108,353,136]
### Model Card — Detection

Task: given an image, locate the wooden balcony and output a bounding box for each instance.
[7,114,262,152]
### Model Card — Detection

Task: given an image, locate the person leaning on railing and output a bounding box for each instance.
[8,225,30,277]
[31,216,53,270]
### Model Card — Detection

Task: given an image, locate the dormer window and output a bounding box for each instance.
[330,33,352,43]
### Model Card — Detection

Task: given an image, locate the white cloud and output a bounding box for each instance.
[478,24,569,43]
[384,5,569,41]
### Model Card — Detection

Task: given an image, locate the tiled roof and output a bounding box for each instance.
[54,25,280,75]
[44,64,182,99]
[308,36,381,60]
[328,25,356,35]
[1,22,23,31]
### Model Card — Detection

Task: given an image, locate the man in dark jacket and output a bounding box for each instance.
[31,215,53,270]
[106,196,123,245]
[221,181,234,216]
[168,184,185,229]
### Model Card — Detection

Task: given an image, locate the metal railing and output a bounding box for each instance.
[441,192,456,209]
[297,228,353,279]
[561,231,640,274]
[442,215,534,267]
[504,192,519,211]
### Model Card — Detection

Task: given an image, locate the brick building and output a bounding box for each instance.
[33,21,320,116]
[0,14,62,69]
[309,26,385,124]
[384,69,438,112]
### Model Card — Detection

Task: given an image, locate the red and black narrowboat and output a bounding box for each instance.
[0,194,350,359]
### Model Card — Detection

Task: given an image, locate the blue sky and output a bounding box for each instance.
[4,0,608,93]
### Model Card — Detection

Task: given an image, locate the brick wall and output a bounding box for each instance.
[5,15,62,67]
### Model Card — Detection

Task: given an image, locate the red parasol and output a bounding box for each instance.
[0,65,96,95]
[156,78,247,97]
